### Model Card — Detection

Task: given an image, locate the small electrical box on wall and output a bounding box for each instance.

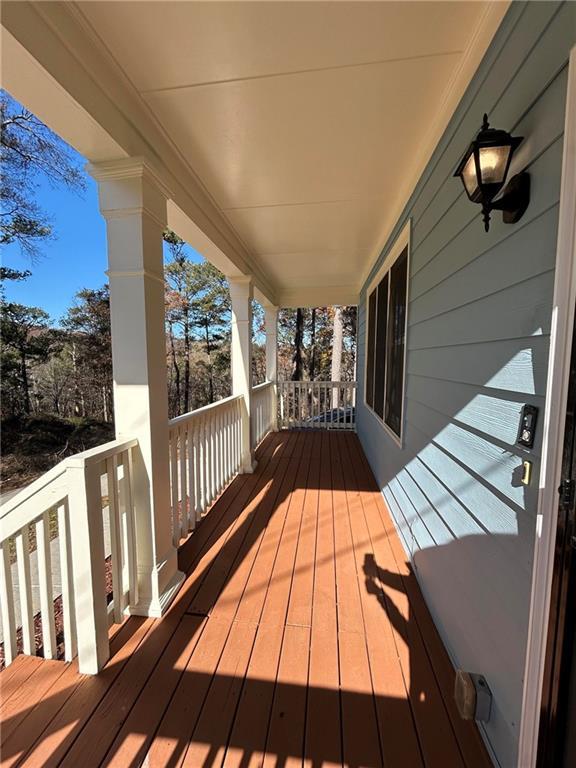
[454,670,492,722]
[517,404,539,449]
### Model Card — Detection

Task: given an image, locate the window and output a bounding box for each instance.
[365,227,409,442]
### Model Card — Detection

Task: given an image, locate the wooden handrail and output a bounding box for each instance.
[251,380,274,392]
[168,393,243,428]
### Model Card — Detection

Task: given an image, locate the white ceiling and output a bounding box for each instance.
[76,0,505,306]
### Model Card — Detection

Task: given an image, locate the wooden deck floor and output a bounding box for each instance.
[0,431,493,768]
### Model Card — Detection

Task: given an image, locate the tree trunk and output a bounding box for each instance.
[169,323,181,415]
[204,319,215,403]
[331,306,343,408]
[20,346,31,414]
[70,341,84,418]
[308,308,316,381]
[183,316,190,414]
[102,385,108,422]
[292,308,304,381]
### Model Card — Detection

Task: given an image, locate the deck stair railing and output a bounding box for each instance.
[0,438,138,675]
[278,380,356,430]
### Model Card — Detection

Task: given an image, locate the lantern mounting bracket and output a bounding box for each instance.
[483,171,531,232]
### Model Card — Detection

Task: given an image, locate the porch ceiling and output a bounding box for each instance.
[2,1,508,306]
[76,0,507,306]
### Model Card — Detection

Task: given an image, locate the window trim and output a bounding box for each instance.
[364,219,411,447]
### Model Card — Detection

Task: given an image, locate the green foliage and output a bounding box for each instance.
[0,267,32,285]
[0,90,84,259]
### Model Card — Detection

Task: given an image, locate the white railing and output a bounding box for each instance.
[168,394,243,545]
[278,381,356,430]
[251,381,275,447]
[0,438,138,674]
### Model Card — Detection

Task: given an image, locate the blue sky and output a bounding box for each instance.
[2,100,204,325]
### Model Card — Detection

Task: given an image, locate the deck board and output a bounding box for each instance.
[336,434,425,768]
[304,430,341,768]
[347,432,492,768]
[0,430,493,768]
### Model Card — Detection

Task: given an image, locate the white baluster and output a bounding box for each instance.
[203,414,210,509]
[15,526,34,655]
[170,428,179,546]
[57,501,77,661]
[36,512,56,659]
[218,407,224,493]
[107,455,124,623]
[186,420,195,531]
[0,541,17,665]
[121,449,138,607]
[194,417,202,522]
[179,426,187,539]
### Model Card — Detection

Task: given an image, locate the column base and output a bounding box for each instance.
[241,458,258,474]
[128,568,185,618]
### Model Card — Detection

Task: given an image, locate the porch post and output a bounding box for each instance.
[229,275,256,472]
[264,302,279,431]
[89,157,184,617]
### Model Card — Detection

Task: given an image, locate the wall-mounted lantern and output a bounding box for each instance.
[454,114,530,232]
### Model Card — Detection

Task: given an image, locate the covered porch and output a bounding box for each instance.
[3,2,575,766]
[0,430,490,768]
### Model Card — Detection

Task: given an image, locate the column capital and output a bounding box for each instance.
[87,157,170,228]
[87,156,171,196]
[227,274,253,287]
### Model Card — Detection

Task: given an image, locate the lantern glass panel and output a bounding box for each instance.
[462,153,478,198]
[478,145,511,185]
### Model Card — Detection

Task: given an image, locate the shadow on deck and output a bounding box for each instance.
[0,431,492,767]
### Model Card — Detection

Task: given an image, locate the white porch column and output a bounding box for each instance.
[264,303,279,431]
[229,275,256,472]
[89,158,184,617]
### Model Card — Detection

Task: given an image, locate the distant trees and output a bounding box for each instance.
[164,230,233,416]
[0,275,114,421]
[0,299,50,415]
[59,287,113,421]
[278,306,357,383]
[1,244,356,425]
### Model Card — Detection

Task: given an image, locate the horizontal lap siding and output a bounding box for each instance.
[356,2,575,765]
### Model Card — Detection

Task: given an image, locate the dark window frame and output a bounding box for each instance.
[364,226,410,445]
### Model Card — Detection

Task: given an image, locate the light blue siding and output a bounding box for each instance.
[356,2,576,765]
